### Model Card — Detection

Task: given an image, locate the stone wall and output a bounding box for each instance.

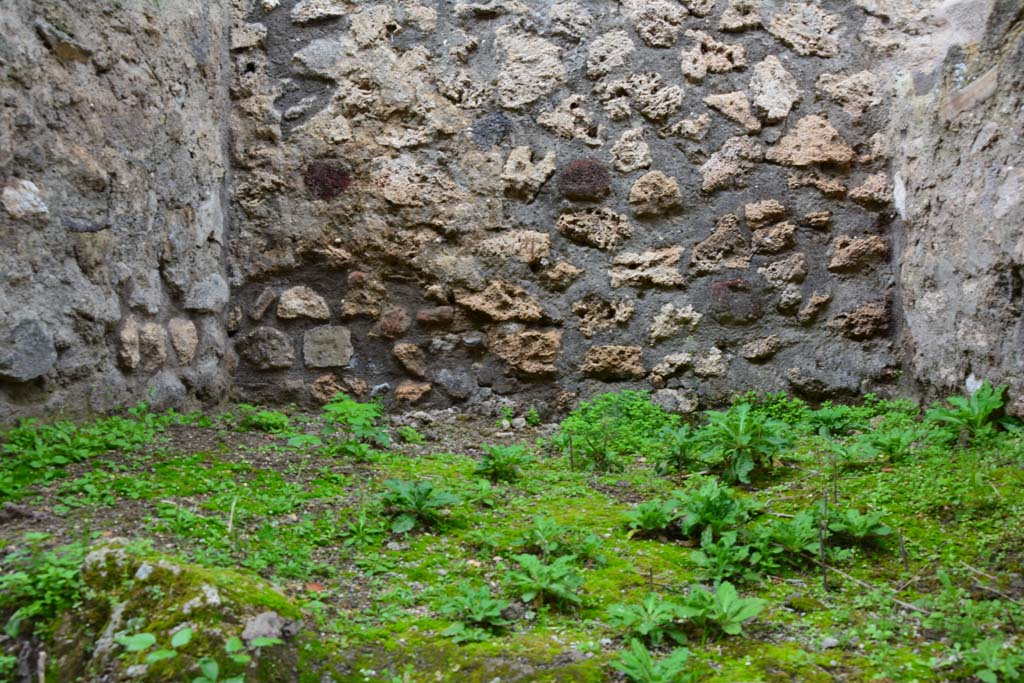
[227,0,903,415]
[889,0,1024,415]
[2,0,1020,423]
[0,0,233,423]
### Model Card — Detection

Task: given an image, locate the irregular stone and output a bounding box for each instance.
[803,210,832,229]
[766,115,855,167]
[704,91,761,133]
[250,288,277,321]
[767,3,841,58]
[691,214,751,273]
[629,171,682,216]
[759,252,808,287]
[0,320,56,382]
[396,382,432,403]
[694,347,728,377]
[627,74,685,121]
[651,388,699,414]
[2,179,49,221]
[136,323,167,373]
[797,293,831,325]
[434,368,475,400]
[650,353,694,385]
[488,324,562,377]
[659,113,712,141]
[581,345,646,379]
[231,22,267,51]
[709,278,764,325]
[828,235,889,272]
[611,129,652,173]
[470,113,513,150]
[787,172,847,197]
[311,374,368,403]
[830,301,889,340]
[393,343,426,378]
[540,261,584,291]
[242,612,291,645]
[649,303,702,344]
[622,0,688,48]
[495,29,565,108]
[118,317,141,371]
[572,295,634,338]
[303,326,354,368]
[558,159,612,201]
[680,30,746,82]
[237,328,295,370]
[741,335,785,362]
[455,281,544,322]
[744,200,788,229]
[502,147,557,202]
[752,222,797,254]
[349,5,397,48]
[277,286,331,320]
[538,95,603,147]
[290,0,346,24]
[369,307,411,339]
[817,71,881,118]
[184,274,230,314]
[850,173,891,207]
[416,306,455,326]
[700,136,764,192]
[476,230,551,264]
[720,0,760,31]
[683,0,718,17]
[587,29,635,78]
[168,319,198,365]
[749,56,802,123]
[609,247,685,288]
[550,1,594,41]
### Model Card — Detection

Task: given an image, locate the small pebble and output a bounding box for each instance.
[821,636,840,650]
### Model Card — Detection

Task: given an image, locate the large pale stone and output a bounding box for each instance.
[750,56,802,123]
[767,3,841,57]
[169,319,199,365]
[456,281,544,322]
[237,327,295,370]
[649,303,702,343]
[704,91,761,133]
[817,71,881,118]
[138,323,168,373]
[701,136,764,192]
[572,295,634,338]
[629,171,682,216]
[502,147,556,201]
[488,324,562,377]
[277,286,331,320]
[610,247,685,288]
[680,30,746,82]
[2,179,49,221]
[766,115,855,167]
[691,215,751,273]
[303,326,354,368]
[611,129,652,173]
[581,345,646,379]
[587,29,635,78]
[495,29,565,108]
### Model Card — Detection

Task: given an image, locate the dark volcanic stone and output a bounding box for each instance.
[709,278,765,326]
[558,159,612,201]
[470,113,512,150]
[304,162,352,200]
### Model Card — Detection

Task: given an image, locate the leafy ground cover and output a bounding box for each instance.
[0,386,1022,682]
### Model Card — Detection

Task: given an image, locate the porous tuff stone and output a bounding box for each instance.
[277,286,331,320]
[455,282,544,322]
[609,247,685,288]
[557,208,633,250]
[237,328,296,370]
[766,115,855,167]
[628,171,682,216]
[580,345,645,379]
[488,324,562,377]
[829,235,889,272]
